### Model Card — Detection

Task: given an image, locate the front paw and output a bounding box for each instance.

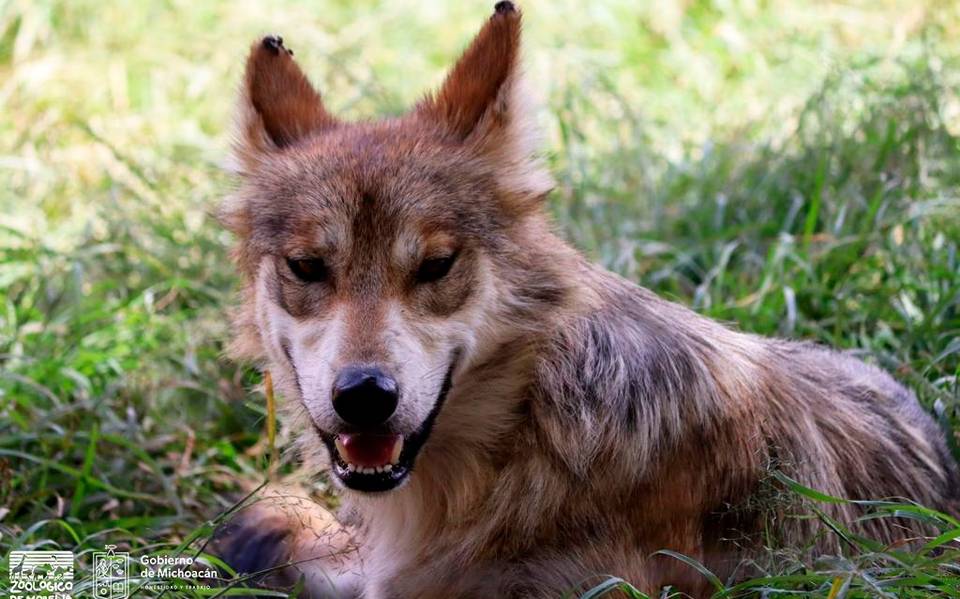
[211,504,301,592]
[211,488,363,598]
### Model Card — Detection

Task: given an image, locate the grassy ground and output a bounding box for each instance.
[2,0,959,596]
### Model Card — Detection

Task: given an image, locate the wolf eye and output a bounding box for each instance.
[415,254,456,283]
[286,257,328,283]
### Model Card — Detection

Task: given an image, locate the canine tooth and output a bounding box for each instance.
[383,464,392,472]
[390,436,403,464]
[346,463,355,472]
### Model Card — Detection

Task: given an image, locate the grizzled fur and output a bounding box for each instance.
[216,3,960,598]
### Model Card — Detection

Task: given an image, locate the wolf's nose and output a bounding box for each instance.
[332,366,399,427]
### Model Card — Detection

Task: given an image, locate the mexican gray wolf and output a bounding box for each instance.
[212,2,960,597]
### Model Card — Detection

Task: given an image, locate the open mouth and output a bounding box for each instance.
[317,355,458,493]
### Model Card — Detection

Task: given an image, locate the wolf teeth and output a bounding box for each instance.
[390,437,403,463]
[341,464,395,475]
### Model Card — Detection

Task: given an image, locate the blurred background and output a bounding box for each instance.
[1,0,959,595]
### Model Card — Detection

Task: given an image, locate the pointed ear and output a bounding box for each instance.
[417,2,553,203]
[419,2,521,141]
[232,36,336,169]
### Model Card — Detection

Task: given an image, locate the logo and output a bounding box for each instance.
[92,545,129,599]
[9,551,74,599]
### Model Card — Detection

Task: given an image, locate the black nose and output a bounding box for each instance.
[331,366,399,427]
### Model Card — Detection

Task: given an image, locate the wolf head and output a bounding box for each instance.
[222,3,572,493]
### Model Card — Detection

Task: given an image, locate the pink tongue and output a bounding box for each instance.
[338,434,400,468]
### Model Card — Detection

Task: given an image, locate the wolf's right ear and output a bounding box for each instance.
[231,36,336,171]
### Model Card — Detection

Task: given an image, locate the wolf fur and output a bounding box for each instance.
[215,4,960,598]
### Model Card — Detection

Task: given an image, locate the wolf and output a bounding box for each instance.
[214,3,960,597]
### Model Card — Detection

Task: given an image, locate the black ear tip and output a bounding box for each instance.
[261,35,292,56]
[494,1,516,15]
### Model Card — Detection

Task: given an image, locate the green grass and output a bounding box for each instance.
[1,1,959,597]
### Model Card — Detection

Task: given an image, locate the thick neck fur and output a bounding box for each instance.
[336,219,764,589]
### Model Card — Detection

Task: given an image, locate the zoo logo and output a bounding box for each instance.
[93,545,129,599]
[8,550,74,599]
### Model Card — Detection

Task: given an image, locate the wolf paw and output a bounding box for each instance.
[211,506,299,590]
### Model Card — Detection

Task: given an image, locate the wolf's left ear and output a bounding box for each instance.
[231,36,337,171]
[417,2,553,203]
